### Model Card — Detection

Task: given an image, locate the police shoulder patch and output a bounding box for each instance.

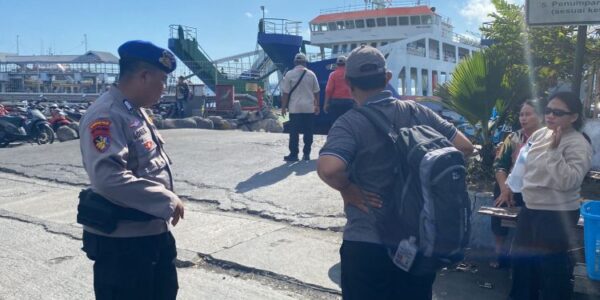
[89,119,111,152]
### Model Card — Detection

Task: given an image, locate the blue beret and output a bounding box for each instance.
[118,40,176,74]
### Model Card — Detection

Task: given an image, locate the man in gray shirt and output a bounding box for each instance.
[317,45,473,299]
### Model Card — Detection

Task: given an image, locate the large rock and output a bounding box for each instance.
[245,111,262,123]
[56,126,78,142]
[226,119,238,129]
[245,121,262,132]
[261,119,283,133]
[66,122,79,134]
[191,116,214,129]
[208,116,227,130]
[161,118,197,129]
[263,110,278,120]
[236,111,249,121]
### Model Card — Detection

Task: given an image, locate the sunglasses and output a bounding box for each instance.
[544,107,574,117]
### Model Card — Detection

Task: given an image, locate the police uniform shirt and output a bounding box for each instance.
[79,87,178,238]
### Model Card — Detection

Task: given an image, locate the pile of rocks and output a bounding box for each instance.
[154,106,283,133]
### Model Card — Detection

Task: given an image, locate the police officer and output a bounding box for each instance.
[79,40,184,299]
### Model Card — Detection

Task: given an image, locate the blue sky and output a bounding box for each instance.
[0,0,522,59]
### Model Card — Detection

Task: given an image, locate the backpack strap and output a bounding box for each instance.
[287,69,307,101]
[355,105,400,145]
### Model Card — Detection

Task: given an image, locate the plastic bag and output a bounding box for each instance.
[506,142,531,193]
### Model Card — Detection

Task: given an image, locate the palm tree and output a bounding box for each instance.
[435,48,531,172]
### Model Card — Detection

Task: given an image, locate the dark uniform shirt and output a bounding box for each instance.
[319,90,457,244]
[79,87,178,237]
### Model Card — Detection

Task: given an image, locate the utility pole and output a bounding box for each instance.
[16,35,20,55]
[573,25,587,99]
[84,34,88,52]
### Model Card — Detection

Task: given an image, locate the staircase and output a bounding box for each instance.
[168,25,259,94]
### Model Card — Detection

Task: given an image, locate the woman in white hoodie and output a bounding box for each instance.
[509,91,593,300]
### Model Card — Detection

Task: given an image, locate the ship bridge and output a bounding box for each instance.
[309,1,459,56]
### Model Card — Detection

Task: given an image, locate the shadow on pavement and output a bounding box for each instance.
[235,160,316,193]
[328,262,341,288]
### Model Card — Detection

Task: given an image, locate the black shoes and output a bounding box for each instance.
[284,154,310,162]
[284,155,299,162]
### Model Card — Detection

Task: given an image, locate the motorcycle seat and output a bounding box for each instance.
[0,116,25,127]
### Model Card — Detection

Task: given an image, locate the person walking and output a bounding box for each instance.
[324,56,354,127]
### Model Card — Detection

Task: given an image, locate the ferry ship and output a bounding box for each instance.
[308,0,480,97]
[259,0,480,98]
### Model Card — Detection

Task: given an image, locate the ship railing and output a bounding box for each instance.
[214,59,278,81]
[407,46,426,57]
[261,18,302,36]
[319,0,430,14]
[169,24,217,63]
[453,33,481,47]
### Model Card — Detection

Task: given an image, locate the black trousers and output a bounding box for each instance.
[328,99,354,127]
[340,240,436,300]
[175,99,187,118]
[288,113,314,157]
[509,207,579,300]
[82,231,179,300]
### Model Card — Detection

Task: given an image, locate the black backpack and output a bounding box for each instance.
[356,103,471,275]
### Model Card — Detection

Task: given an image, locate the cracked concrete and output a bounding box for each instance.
[0,130,345,231]
[0,216,339,300]
[0,171,344,295]
[0,129,515,299]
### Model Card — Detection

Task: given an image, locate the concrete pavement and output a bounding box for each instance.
[0,129,512,299]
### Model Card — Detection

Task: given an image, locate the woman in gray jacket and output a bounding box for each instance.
[509,91,593,300]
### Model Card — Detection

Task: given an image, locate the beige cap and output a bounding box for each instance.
[294,53,307,62]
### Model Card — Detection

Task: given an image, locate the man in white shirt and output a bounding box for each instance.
[280,53,320,161]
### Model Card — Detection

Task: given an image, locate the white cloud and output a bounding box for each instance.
[460,0,523,24]
[460,0,495,24]
[245,12,253,18]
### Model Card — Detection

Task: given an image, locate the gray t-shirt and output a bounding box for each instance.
[319,91,457,244]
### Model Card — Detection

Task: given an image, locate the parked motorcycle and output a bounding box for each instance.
[0,107,55,147]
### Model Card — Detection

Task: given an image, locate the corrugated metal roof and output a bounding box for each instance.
[0,51,119,64]
[310,6,433,24]
[73,51,119,63]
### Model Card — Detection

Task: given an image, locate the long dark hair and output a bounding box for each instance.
[546,91,584,131]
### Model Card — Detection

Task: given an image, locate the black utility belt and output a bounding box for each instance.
[76,188,159,234]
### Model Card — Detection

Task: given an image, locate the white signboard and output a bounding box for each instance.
[527,0,600,26]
